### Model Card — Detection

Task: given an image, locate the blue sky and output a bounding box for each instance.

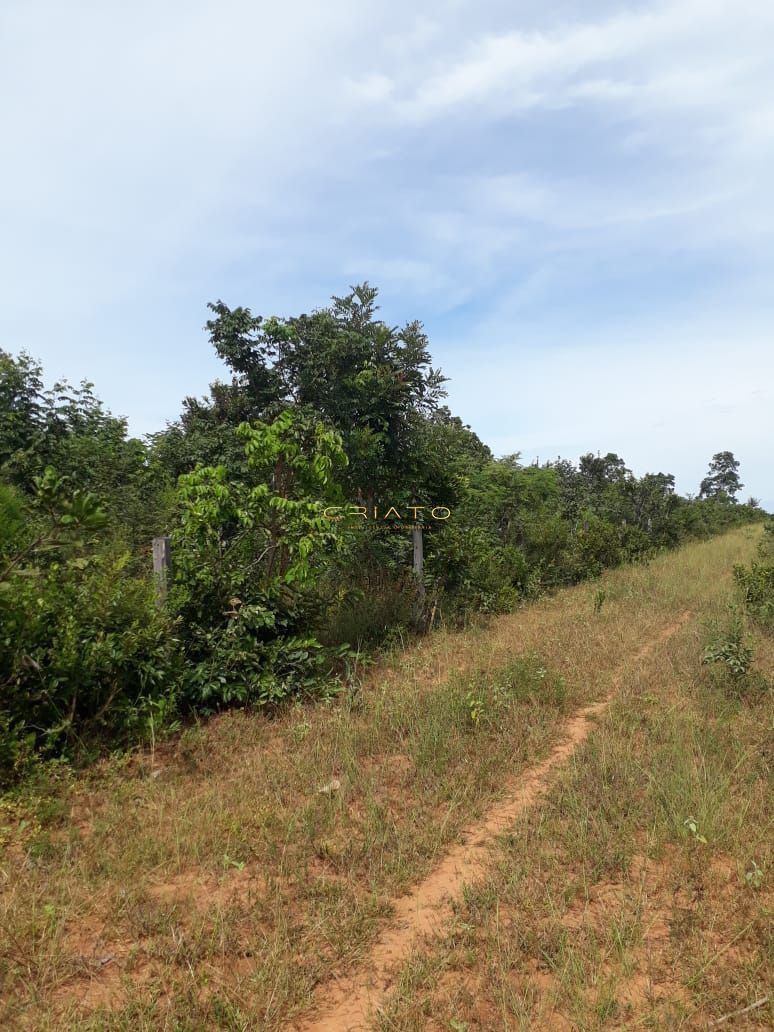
[2,0,772,506]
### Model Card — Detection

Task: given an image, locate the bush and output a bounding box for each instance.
[426,523,526,618]
[181,626,344,709]
[734,520,774,632]
[0,551,176,770]
[0,713,36,785]
[565,512,625,581]
[0,483,24,555]
[701,608,766,697]
[317,570,417,646]
[735,561,774,631]
[0,472,178,783]
[170,413,351,709]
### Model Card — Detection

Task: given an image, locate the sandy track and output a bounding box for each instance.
[297,612,692,1032]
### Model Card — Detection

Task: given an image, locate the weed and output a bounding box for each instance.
[703,607,754,689]
[683,815,708,844]
[744,861,764,890]
[464,691,485,727]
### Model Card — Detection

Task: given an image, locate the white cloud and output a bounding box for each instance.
[373,1,774,126]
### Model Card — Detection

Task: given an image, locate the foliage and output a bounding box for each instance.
[700,450,743,502]
[177,284,448,499]
[170,410,350,708]
[0,286,769,778]
[0,348,170,546]
[460,657,567,729]
[734,519,774,631]
[0,475,175,783]
[702,608,755,692]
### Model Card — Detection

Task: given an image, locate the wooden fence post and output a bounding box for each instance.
[412,523,425,614]
[152,536,172,606]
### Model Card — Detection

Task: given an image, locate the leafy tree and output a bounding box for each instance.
[184,284,447,499]
[0,350,46,476]
[0,349,165,544]
[578,452,630,494]
[700,451,743,502]
[171,411,350,707]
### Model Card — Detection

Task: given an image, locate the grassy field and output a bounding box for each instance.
[0,527,771,1029]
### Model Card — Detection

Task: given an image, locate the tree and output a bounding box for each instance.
[171,410,349,707]
[700,451,743,502]
[166,284,448,500]
[0,349,163,542]
[0,350,45,475]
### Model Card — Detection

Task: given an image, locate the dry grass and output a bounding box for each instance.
[377,537,773,1030]
[0,526,767,1029]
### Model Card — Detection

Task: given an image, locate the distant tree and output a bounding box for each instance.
[700,451,743,502]
[578,452,630,492]
[628,472,678,541]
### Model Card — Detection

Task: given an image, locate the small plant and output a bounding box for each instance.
[735,561,774,631]
[176,724,206,769]
[702,608,753,687]
[459,657,565,732]
[465,690,485,727]
[593,588,607,614]
[745,860,764,890]
[222,854,246,871]
[291,713,313,742]
[683,815,708,844]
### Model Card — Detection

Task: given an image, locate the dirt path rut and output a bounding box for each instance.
[297,613,692,1032]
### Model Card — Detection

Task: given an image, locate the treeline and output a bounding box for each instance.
[0,284,765,781]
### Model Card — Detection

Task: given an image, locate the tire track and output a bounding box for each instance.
[297,612,692,1032]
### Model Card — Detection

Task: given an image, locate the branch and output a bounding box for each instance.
[708,996,769,1028]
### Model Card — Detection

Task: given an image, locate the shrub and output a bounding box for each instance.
[735,561,774,631]
[701,608,765,696]
[0,713,36,785]
[0,471,178,782]
[734,520,774,632]
[317,570,417,646]
[426,523,525,618]
[170,412,351,708]
[0,483,25,555]
[565,512,624,581]
[0,551,176,768]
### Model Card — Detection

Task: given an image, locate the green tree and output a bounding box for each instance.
[176,284,447,499]
[0,349,164,543]
[0,350,45,476]
[700,451,743,502]
[171,410,349,707]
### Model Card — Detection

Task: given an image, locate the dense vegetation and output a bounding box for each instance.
[0,286,766,781]
[735,517,774,632]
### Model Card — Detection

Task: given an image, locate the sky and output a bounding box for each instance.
[1,0,772,507]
